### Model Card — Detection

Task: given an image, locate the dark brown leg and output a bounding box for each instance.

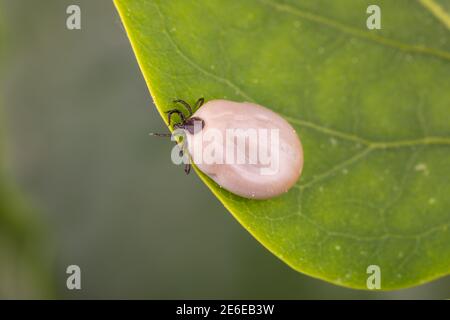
[194,97,204,110]
[184,163,191,175]
[173,99,193,116]
[149,132,172,137]
[166,109,185,125]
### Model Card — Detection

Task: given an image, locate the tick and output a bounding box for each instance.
[151,98,304,200]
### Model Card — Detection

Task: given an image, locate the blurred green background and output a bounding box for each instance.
[0,0,448,299]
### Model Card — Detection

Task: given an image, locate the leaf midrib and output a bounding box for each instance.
[285,116,450,147]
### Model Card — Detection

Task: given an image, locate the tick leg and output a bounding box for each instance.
[173,99,193,116]
[149,132,172,137]
[194,97,204,110]
[184,163,191,175]
[166,109,185,125]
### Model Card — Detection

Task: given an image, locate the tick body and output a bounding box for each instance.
[170,99,303,200]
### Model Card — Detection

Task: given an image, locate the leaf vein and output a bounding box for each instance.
[419,0,450,29]
[257,0,450,61]
[153,1,255,103]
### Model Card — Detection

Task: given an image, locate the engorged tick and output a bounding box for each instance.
[150,98,304,200]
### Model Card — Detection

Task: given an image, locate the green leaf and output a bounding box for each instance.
[114,0,450,289]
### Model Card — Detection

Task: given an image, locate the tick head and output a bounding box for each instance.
[182,117,205,135]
